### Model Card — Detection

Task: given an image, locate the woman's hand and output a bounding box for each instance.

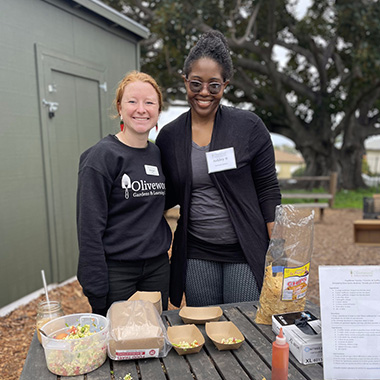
[266,222,275,239]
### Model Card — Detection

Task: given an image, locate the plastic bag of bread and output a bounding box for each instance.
[255,205,315,325]
[107,300,171,360]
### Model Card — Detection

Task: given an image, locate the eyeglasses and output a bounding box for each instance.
[185,78,226,95]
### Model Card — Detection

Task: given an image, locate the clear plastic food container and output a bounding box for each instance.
[40,313,109,376]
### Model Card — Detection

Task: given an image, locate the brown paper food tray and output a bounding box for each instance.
[167,324,205,355]
[128,291,162,315]
[179,306,223,324]
[205,321,244,351]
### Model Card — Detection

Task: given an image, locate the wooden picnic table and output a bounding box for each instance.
[279,172,338,221]
[281,194,332,220]
[20,300,323,380]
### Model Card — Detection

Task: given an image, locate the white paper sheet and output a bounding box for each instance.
[319,266,380,380]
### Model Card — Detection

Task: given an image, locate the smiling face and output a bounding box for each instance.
[185,58,228,122]
[118,80,160,138]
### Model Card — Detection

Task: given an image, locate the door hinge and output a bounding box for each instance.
[99,82,107,92]
[48,84,57,93]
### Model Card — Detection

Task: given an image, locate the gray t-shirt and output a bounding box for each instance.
[188,141,238,244]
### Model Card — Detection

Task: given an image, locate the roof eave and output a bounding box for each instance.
[72,0,149,39]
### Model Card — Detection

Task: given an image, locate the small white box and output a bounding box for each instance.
[272,311,322,365]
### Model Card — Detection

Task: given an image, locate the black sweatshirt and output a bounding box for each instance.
[76,135,172,310]
[156,106,282,307]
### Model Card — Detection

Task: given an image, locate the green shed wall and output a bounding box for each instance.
[0,0,145,308]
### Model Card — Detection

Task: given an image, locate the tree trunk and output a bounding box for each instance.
[338,144,366,189]
[336,115,368,189]
[296,141,338,190]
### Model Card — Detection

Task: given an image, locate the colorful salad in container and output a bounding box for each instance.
[41,314,109,376]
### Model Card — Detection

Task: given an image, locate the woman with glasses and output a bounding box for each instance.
[156,30,281,308]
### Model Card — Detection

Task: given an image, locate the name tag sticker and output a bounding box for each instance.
[206,147,237,173]
[145,165,159,176]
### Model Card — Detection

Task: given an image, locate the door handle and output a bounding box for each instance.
[42,99,59,118]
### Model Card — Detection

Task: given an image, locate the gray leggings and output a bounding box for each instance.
[185,259,260,307]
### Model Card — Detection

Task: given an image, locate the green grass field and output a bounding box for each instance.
[281,187,380,209]
[333,188,380,209]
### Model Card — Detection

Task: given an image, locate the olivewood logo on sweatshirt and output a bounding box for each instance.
[121,173,165,199]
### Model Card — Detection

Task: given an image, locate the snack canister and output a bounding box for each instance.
[40,313,109,376]
[36,301,64,344]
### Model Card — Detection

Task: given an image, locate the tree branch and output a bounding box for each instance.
[308,37,328,94]
[334,80,380,138]
[129,0,155,20]
[273,40,316,66]
[322,35,338,68]
[227,39,263,55]
[332,51,345,77]
[229,1,262,45]
[236,58,318,102]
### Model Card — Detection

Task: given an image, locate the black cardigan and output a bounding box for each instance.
[156,105,281,307]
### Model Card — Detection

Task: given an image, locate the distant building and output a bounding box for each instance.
[365,138,380,175]
[275,150,305,178]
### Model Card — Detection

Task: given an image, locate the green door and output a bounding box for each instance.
[36,45,106,283]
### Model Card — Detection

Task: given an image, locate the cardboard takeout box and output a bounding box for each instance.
[179,306,223,324]
[167,324,205,355]
[128,291,162,315]
[205,321,244,351]
[107,300,170,360]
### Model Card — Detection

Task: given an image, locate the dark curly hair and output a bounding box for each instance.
[183,30,233,81]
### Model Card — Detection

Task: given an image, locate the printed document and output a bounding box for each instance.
[319,266,380,380]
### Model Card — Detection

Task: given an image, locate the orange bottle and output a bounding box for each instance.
[271,327,289,380]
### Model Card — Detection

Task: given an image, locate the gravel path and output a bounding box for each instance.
[1,208,379,380]
[307,208,380,304]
